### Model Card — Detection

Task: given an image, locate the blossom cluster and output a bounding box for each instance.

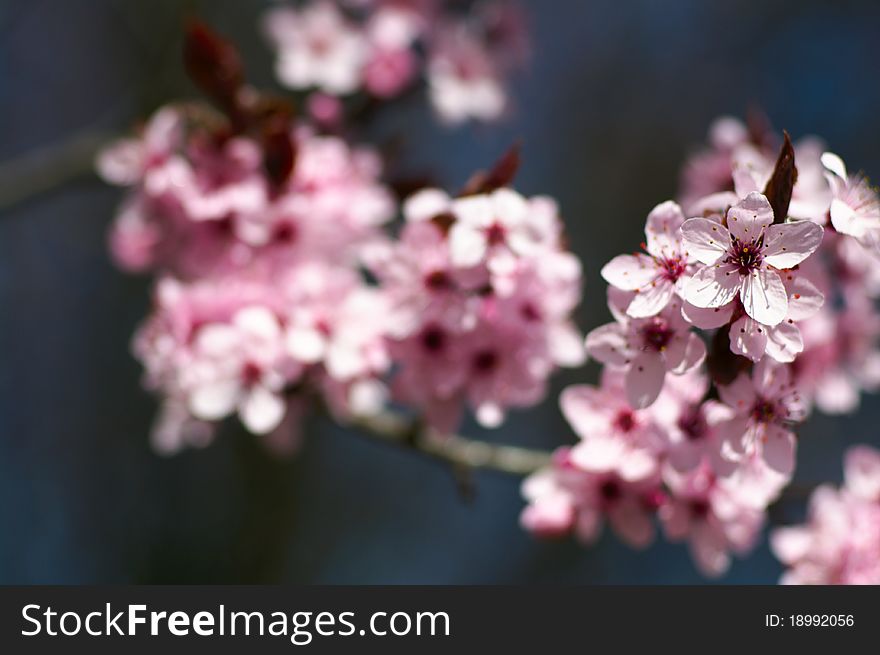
[521,116,880,577]
[772,445,880,584]
[263,0,526,125]
[98,19,578,452]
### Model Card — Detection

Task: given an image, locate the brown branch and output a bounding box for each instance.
[350,410,553,476]
[0,131,110,212]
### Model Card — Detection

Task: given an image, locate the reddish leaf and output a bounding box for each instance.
[763,131,798,224]
[459,143,522,196]
[184,20,245,126]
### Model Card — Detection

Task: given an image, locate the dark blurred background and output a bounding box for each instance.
[2,0,879,584]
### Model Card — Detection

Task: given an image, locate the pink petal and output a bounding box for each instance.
[685,263,741,308]
[448,223,487,266]
[240,385,286,434]
[762,220,824,269]
[681,300,735,328]
[625,352,666,409]
[608,499,655,548]
[718,376,756,413]
[784,276,824,321]
[726,192,774,242]
[672,332,707,374]
[570,438,626,473]
[627,279,675,318]
[560,385,609,437]
[770,526,813,564]
[600,253,658,290]
[843,445,880,501]
[760,425,796,476]
[764,321,803,363]
[680,217,729,265]
[729,315,768,362]
[740,267,787,326]
[585,323,631,366]
[189,378,240,421]
[752,357,791,399]
[644,200,686,258]
[690,523,731,578]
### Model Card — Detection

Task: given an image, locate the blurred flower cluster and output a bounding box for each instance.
[263,0,527,125]
[772,445,880,584]
[98,6,584,453]
[522,116,880,578]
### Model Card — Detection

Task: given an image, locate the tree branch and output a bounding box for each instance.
[350,410,553,476]
[0,131,110,212]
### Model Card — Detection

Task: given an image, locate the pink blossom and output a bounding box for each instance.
[585,292,706,409]
[771,445,880,584]
[660,462,765,577]
[716,358,806,476]
[521,447,663,548]
[682,192,824,326]
[601,201,695,317]
[427,26,506,124]
[560,372,666,482]
[822,152,880,255]
[647,371,733,474]
[264,1,368,95]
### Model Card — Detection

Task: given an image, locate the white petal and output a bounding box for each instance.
[762,221,824,269]
[685,263,741,308]
[740,268,787,326]
[680,218,729,265]
[189,379,241,421]
[448,223,487,267]
[625,352,666,409]
[240,386,286,434]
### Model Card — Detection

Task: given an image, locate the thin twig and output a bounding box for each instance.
[0,131,111,212]
[350,410,553,476]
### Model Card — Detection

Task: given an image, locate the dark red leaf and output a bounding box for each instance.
[459,143,522,196]
[763,131,798,224]
[184,20,245,126]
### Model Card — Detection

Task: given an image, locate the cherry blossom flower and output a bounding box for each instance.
[771,445,880,585]
[263,1,368,95]
[185,306,295,434]
[822,152,880,255]
[646,371,733,474]
[600,201,695,317]
[660,462,765,577]
[427,28,506,124]
[715,358,806,476]
[585,293,706,408]
[560,371,666,482]
[682,192,824,326]
[699,272,824,364]
[521,447,664,548]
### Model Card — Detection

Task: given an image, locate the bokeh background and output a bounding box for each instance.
[2,0,880,584]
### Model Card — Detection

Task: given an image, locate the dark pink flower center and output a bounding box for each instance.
[641,317,673,351]
[751,398,777,424]
[472,349,499,373]
[485,221,507,246]
[659,255,687,282]
[241,361,262,386]
[678,408,708,441]
[689,499,710,520]
[599,478,622,504]
[424,270,453,291]
[272,221,298,244]
[420,325,447,353]
[726,236,764,274]
[613,409,637,433]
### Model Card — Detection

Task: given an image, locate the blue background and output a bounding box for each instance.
[1,0,879,583]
